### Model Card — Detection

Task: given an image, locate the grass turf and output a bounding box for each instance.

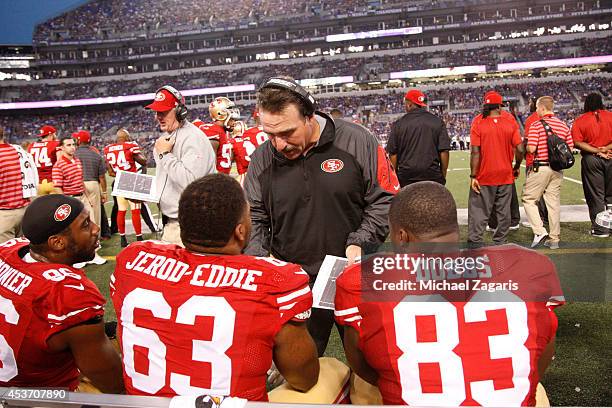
[90,158,610,405]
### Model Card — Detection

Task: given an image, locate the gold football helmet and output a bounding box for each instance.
[209,97,240,128]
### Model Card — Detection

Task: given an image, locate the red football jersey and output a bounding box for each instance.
[27,140,60,181]
[198,123,233,174]
[111,241,312,400]
[104,142,141,173]
[242,126,268,159]
[0,238,106,389]
[335,244,564,406]
[231,137,250,175]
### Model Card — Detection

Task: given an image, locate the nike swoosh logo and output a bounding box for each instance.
[65,284,84,291]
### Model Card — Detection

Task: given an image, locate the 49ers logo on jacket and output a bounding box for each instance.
[54,204,72,221]
[321,159,344,173]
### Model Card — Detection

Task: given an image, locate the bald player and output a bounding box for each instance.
[336,182,562,406]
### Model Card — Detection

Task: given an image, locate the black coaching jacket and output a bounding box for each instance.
[244,111,399,278]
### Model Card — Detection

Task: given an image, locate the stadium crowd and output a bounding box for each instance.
[1,76,609,161]
[14,35,611,91]
[32,0,594,42]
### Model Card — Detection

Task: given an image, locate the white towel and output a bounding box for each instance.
[12,144,39,199]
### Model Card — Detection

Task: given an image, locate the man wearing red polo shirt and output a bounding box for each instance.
[52,136,93,216]
[571,93,612,237]
[468,91,524,245]
[0,127,30,243]
[523,96,573,249]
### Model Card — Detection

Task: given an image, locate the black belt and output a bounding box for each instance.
[534,162,549,166]
[68,193,84,197]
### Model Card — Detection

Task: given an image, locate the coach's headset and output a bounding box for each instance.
[258,77,318,116]
[156,85,188,122]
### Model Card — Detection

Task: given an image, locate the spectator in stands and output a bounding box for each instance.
[571,93,612,237]
[74,130,107,266]
[0,127,31,243]
[523,96,574,249]
[386,89,450,187]
[468,91,524,246]
[146,85,216,246]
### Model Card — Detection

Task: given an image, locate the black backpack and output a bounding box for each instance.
[537,119,574,171]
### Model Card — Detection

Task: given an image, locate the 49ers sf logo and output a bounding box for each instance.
[321,159,344,173]
[54,204,72,222]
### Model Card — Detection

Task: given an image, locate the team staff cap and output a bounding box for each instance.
[145,89,180,112]
[484,91,505,105]
[77,130,91,143]
[39,125,56,137]
[405,89,427,106]
[22,195,85,245]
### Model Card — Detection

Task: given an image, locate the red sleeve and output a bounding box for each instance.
[570,116,585,144]
[42,268,106,341]
[232,140,250,175]
[128,142,141,155]
[334,264,362,329]
[376,145,400,194]
[527,121,541,148]
[563,124,574,149]
[470,117,481,147]
[511,121,522,147]
[263,258,312,325]
[51,164,63,187]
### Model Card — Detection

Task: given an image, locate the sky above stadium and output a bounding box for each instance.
[0,0,88,45]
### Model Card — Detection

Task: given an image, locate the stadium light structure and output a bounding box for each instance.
[498,55,612,71]
[326,27,422,43]
[390,65,487,80]
[298,76,354,87]
[0,84,257,110]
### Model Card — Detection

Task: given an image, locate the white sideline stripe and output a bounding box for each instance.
[334,307,359,317]
[279,302,297,311]
[47,305,103,322]
[449,167,470,171]
[276,286,310,304]
[344,316,362,323]
[520,164,582,184]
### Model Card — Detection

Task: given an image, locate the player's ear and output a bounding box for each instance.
[47,233,67,252]
[234,222,247,246]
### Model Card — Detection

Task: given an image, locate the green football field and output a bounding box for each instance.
[92,152,611,406]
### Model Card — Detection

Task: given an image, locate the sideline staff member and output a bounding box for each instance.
[244,76,399,355]
[386,89,450,186]
[468,91,524,246]
[146,85,216,246]
[571,93,612,237]
[523,96,573,249]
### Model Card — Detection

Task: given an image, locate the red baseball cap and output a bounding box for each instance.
[38,125,56,137]
[145,89,180,112]
[77,130,91,143]
[405,89,427,106]
[484,91,504,105]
